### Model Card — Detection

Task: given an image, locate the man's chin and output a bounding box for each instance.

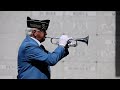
[40,39,45,42]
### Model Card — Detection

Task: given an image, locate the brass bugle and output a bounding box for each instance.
[45,35,89,47]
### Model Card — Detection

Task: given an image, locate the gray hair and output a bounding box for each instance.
[25,27,41,36]
[25,28,33,35]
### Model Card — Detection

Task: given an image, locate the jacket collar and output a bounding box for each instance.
[26,35,41,47]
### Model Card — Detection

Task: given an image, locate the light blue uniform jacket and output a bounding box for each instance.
[17,35,69,79]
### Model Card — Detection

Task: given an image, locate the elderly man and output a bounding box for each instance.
[17,16,70,79]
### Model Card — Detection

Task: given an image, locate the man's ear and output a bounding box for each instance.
[32,30,37,34]
[32,30,36,37]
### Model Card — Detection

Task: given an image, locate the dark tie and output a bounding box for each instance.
[40,45,48,53]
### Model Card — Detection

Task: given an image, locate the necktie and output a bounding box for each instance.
[40,45,48,53]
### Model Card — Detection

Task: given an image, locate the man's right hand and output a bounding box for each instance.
[58,35,70,47]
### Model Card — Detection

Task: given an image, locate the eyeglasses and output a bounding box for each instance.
[35,29,46,33]
[33,28,46,33]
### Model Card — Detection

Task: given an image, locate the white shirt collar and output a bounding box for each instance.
[30,37,41,46]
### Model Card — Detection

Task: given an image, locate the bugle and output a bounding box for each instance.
[45,35,89,47]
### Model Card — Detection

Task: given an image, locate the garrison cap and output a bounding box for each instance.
[27,16,50,31]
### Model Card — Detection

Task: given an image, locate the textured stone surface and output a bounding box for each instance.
[0,11,117,79]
